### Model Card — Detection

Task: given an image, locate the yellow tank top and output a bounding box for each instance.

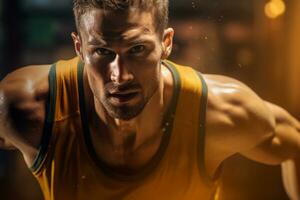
[30,57,221,200]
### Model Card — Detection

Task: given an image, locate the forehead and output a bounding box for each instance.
[80,8,157,42]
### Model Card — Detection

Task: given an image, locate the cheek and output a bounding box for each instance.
[134,62,161,90]
[86,66,106,97]
[84,55,111,83]
[83,48,110,75]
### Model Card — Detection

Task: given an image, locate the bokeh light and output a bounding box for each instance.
[265,0,286,19]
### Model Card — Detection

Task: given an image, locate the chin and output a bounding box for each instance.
[102,98,147,120]
[107,104,146,120]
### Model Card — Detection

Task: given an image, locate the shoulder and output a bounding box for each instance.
[2,65,51,99]
[202,74,275,154]
[200,74,277,175]
[1,65,52,121]
[0,64,51,151]
[203,74,273,125]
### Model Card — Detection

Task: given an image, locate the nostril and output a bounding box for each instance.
[110,68,134,84]
[110,72,119,83]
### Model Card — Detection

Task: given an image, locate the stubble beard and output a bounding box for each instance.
[99,83,159,120]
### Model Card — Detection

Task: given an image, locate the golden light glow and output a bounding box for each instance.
[265,0,286,19]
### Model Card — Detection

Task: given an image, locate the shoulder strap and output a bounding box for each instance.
[30,57,80,173]
[164,60,213,184]
[194,71,214,185]
[30,63,57,173]
[195,72,223,185]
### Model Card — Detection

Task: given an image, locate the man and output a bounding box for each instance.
[0,0,299,199]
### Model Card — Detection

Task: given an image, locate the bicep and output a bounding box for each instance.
[241,102,300,165]
[206,79,275,152]
[205,77,277,171]
[0,71,46,151]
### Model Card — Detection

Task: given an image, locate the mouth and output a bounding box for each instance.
[109,91,140,103]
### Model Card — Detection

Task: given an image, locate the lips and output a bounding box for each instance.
[109,91,140,103]
[105,82,141,104]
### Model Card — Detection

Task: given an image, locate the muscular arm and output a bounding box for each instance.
[0,65,50,166]
[204,75,275,175]
[242,102,300,164]
[242,102,300,199]
[204,74,300,199]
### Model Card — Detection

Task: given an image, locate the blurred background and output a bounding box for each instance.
[0,0,299,199]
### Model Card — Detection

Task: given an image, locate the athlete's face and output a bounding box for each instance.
[72,8,173,120]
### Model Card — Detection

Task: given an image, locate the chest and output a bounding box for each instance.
[40,115,216,200]
[89,125,165,172]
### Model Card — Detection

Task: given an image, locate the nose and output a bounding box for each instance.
[110,55,134,84]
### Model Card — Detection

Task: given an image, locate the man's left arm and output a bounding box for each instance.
[241,101,300,200]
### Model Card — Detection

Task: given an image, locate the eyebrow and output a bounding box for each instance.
[87,36,154,47]
[87,37,107,46]
[126,38,154,46]
[87,27,153,46]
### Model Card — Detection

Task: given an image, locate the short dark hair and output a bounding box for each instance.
[73,0,169,35]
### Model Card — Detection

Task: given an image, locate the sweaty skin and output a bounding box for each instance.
[0,8,300,199]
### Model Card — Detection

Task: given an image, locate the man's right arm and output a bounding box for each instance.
[0,65,51,166]
[0,87,16,150]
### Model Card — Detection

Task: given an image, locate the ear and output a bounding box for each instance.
[71,32,84,61]
[161,28,174,60]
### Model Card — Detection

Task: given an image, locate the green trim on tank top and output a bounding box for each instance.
[30,63,57,172]
[195,71,223,185]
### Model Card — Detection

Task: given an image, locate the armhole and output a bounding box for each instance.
[30,63,57,173]
[195,71,214,185]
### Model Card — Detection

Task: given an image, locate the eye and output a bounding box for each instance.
[95,48,115,56]
[129,45,146,54]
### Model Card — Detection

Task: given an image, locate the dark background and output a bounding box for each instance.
[0,0,299,199]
